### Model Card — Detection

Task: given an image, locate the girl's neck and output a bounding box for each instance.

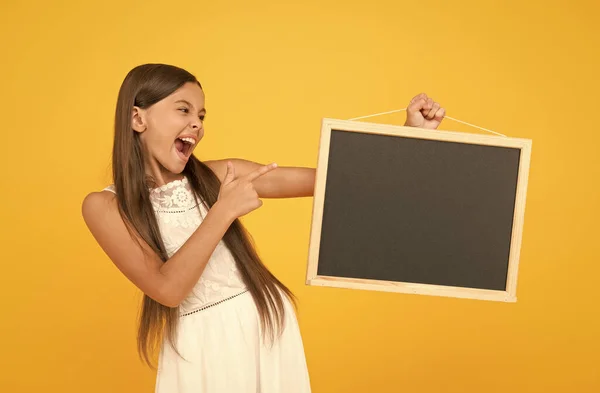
[142,150,188,189]
[145,167,185,189]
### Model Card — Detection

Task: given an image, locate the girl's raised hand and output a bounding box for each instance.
[404,93,445,130]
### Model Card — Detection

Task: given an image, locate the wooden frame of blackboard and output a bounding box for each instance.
[306,118,532,302]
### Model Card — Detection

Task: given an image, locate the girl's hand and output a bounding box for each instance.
[404,93,445,130]
[216,161,278,218]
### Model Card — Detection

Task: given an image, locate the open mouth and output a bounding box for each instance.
[174,137,195,160]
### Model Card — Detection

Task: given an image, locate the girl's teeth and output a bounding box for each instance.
[180,138,194,144]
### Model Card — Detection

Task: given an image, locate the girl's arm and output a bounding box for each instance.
[82,192,233,307]
[82,162,276,308]
[209,94,445,199]
[206,159,315,198]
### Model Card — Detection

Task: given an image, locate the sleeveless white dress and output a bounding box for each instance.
[104,177,311,393]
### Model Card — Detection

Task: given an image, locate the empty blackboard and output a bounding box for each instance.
[306,118,532,302]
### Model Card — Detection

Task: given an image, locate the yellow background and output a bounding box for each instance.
[1,0,598,392]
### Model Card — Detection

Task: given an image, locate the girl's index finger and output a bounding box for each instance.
[245,163,278,182]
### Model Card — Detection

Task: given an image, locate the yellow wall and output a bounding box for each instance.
[1,0,598,392]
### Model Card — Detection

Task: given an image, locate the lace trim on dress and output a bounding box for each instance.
[150,177,198,210]
[104,177,208,227]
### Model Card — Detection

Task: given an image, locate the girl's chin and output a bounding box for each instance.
[156,156,187,176]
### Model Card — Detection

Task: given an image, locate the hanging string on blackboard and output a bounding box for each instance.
[347,108,507,138]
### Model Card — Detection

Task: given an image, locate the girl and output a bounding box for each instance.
[82,63,445,392]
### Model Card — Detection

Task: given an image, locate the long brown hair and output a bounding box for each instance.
[112,63,295,367]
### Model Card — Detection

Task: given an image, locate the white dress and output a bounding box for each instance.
[104,178,311,393]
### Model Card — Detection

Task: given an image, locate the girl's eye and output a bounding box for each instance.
[178,107,189,113]
[199,115,205,121]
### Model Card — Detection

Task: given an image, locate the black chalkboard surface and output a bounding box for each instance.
[306,118,532,302]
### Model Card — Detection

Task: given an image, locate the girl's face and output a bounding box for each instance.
[132,82,206,182]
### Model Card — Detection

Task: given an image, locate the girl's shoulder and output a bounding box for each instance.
[81,186,118,222]
[81,187,120,236]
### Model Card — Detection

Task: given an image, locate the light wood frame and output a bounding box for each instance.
[306,118,532,302]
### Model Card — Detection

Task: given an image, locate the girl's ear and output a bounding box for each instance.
[132,106,147,133]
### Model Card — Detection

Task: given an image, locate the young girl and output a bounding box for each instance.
[82,63,445,392]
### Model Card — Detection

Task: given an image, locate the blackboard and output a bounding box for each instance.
[306,118,532,302]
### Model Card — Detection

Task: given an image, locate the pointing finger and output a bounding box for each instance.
[245,163,278,182]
